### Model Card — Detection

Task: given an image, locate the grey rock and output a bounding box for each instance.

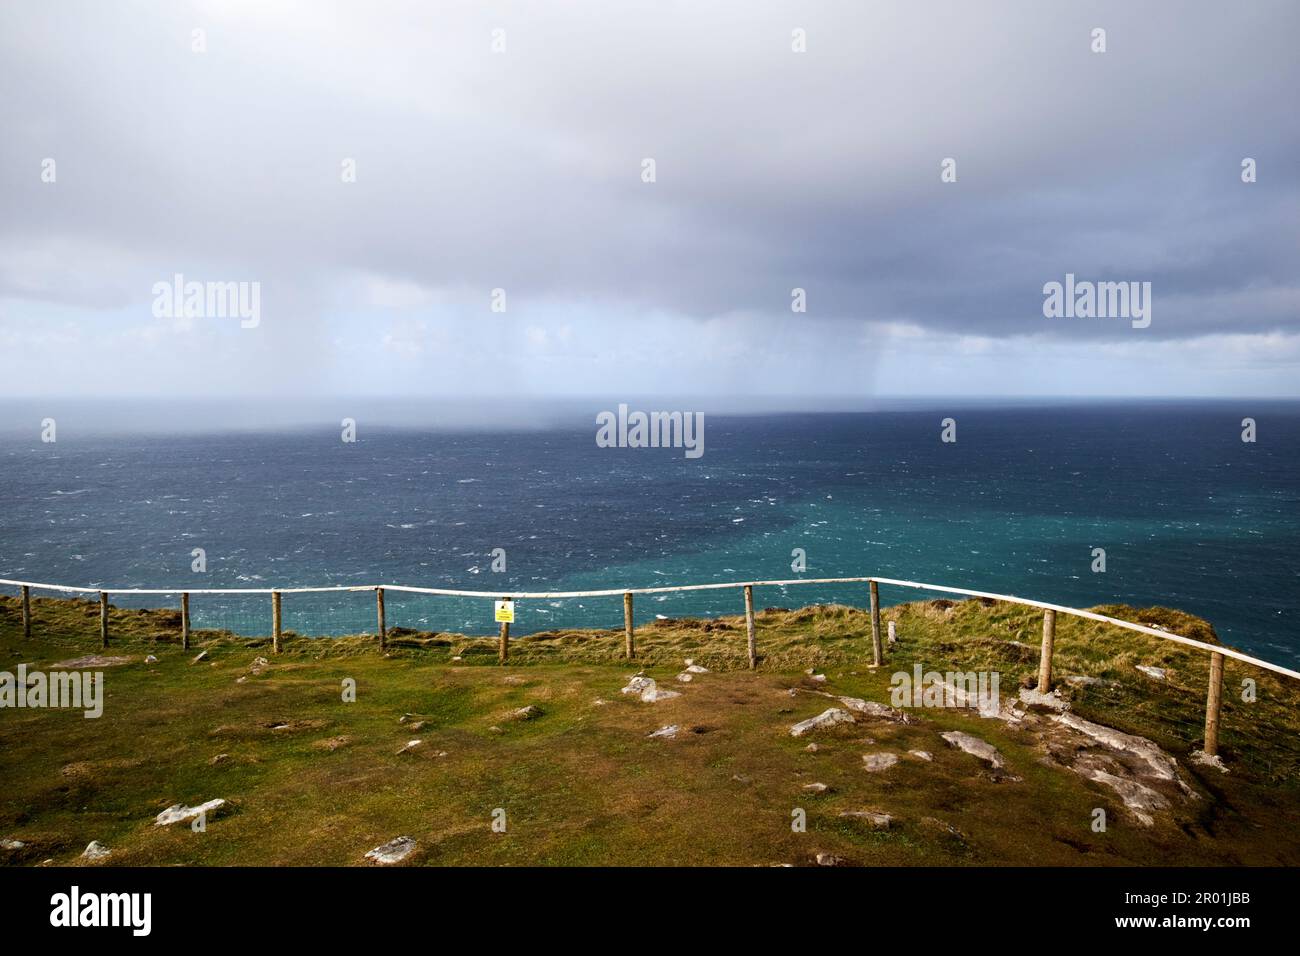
[940,731,1004,769]
[1018,686,1069,711]
[789,708,854,737]
[836,697,908,722]
[155,798,226,827]
[1076,765,1169,826]
[365,836,416,865]
[1052,713,1182,783]
[1191,749,1229,773]
[861,752,899,772]
[839,810,893,829]
[621,675,681,703]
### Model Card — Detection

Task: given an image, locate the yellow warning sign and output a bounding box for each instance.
[494,600,515,624]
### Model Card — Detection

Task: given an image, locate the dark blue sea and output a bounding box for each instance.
[1,401,1297,665]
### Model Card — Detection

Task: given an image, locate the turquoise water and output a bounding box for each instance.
[1,401,1296,664]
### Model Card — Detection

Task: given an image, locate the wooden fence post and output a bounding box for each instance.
[1204,651,1225,757]
[1038,609,1056,692]
[623,592,635,659]
[498,597,510,664]
[869,580,883,666]
[376,587,387,650]
[272,591,282,654]
[181,592,190,651]
[744,585,757,669]
[21,585,31,639]
[99,591,109,648]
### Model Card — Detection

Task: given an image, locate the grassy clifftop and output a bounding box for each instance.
[2,594,1299,866]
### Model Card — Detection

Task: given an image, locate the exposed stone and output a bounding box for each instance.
[621,675,681,703]
[506,705,543,721]
[675,672,694,683]
[209,753,230,765]
[861,752,899,772]
[155,798,226,827]
[144,655,158,664]
[1075,763,1169,827]
[1052,713,1182,784]
[836,697,908,722]
[908,750,933,762]
[365,836,416,865]
[1,838,26,850]
[802,782,830,794]
[685,664,709,674]
[1018,686,1069,711]
[191,651,208,664]
[815,852,845,866]
[804,742,819,753]
[1191,750,1229,773]
[934,678,1002,718]
[839,810,893,829]
[940,731,1004,769]
[1135,665,1168,681]
[648,724,679,739]
[789,707,854,737]
[81,841,111,861]
[396,739,423,754]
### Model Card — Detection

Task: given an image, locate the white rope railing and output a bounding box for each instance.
[5,572,1295,758]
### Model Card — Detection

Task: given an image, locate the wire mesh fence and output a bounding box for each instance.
[8,572,1300,766]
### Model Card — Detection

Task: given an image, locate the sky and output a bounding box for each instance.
[1,0,1297,404]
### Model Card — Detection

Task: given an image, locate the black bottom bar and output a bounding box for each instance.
[0,866,1291,942]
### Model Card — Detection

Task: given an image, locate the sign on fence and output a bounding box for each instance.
[495,600,515,624]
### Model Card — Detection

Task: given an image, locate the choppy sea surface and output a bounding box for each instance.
[1,401,1297,665]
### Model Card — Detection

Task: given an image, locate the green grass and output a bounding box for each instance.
[2,593,1299,867]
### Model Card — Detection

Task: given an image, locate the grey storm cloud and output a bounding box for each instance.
[0,0,1297,400]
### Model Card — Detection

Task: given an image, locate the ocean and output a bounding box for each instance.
[1,400,1297,665]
